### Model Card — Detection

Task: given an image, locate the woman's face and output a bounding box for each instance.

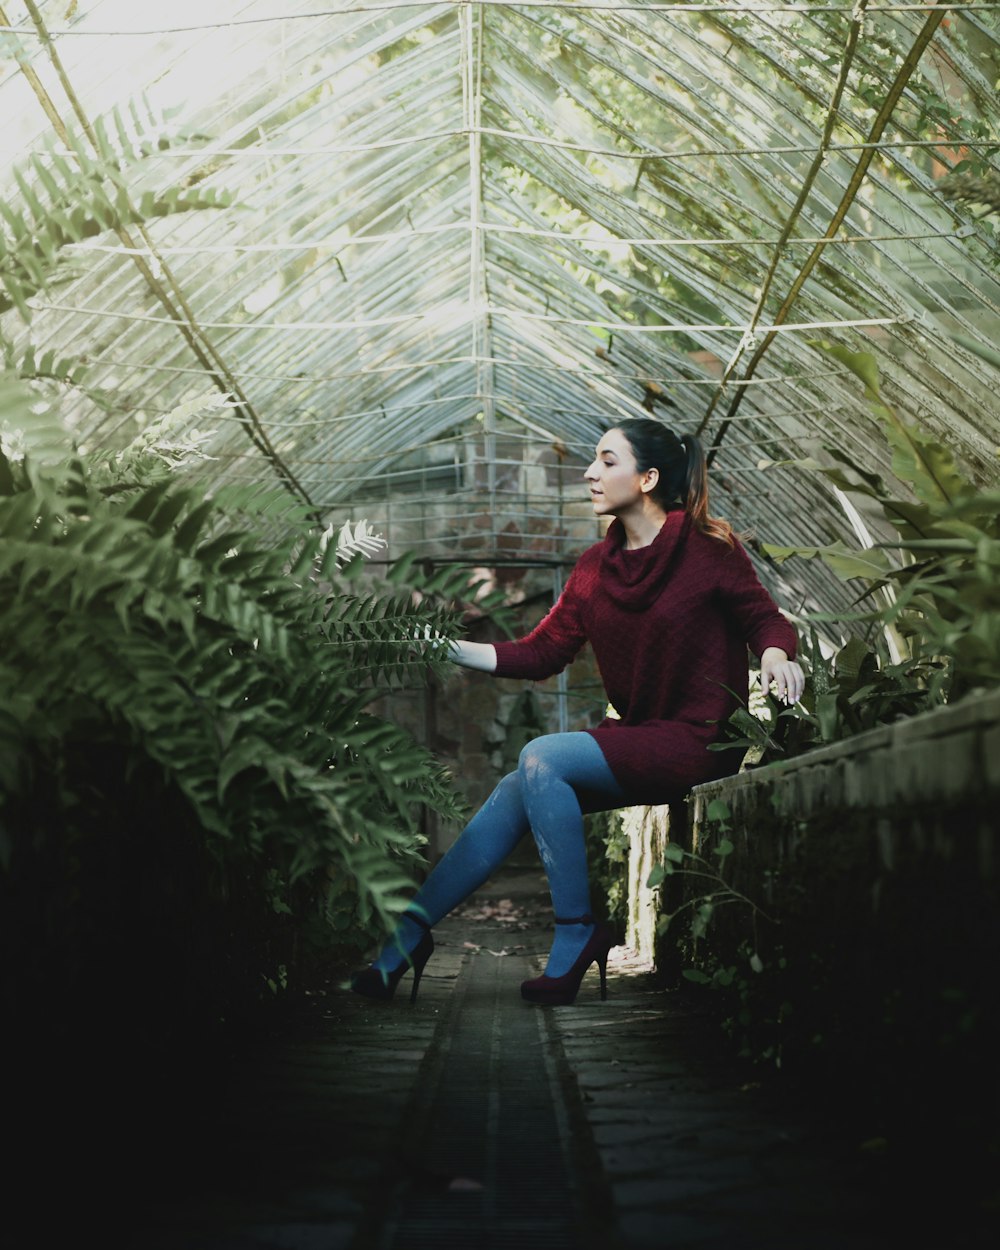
[584,428,657,517]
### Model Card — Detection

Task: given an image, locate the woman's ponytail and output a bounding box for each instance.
[679,433,705,517]
[681,433,734,546]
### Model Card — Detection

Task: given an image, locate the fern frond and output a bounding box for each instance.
[104,391,230,481]
[0,387,466,952]
[0,106,235,321]
[329,519,388,566]
[4,342,91,389]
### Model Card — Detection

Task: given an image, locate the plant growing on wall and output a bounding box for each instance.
[750,340,1000,740]
[648,799,771,960]
[708,624,949,767]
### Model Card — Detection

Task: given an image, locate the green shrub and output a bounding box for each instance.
[719,345,1000,764]
[0,375,466,999]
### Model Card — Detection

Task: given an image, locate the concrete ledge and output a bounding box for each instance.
[620,685,1000,999]
[695,684,1000,811]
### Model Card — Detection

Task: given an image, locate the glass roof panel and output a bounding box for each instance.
[1,0,997,623]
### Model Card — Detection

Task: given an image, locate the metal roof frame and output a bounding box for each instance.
[0,0,997,630]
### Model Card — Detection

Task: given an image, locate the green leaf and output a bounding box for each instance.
[766,540,892,585]
[664,842,685,863]
[2,273,32,321]
[173,500,215,554]
[822,547,894,582]
[125,480,172,524]
[833,637,871,696]
[882,417,970,510]
[387,550,420,583]
[706,798,731,825]
[816,691,841,742]
[341,551,366,581]
[0,450,16,497]
[714,838,734,858]
[809,340,882,402]
[13,166,46,228]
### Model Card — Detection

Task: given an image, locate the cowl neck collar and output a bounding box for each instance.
[600,509,691,610]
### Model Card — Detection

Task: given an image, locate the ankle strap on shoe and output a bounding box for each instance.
[555,913,593,925]
[403,909,433,930]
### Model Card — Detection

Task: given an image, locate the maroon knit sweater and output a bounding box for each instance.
[492,510,797,804]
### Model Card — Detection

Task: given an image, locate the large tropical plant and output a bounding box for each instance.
[0,100,479,985]
[0,364,483,1219]
[706,344,998,768]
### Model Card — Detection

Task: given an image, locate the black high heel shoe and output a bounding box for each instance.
[350,911,434,1003]
[520,914,618,1006]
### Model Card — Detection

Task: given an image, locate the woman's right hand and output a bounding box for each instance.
[760,647,804,704]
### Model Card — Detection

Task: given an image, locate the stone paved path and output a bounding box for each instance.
[126,863,988,1249]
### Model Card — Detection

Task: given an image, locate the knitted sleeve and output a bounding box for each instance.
[492,566,588,680]
[717,540,798,660]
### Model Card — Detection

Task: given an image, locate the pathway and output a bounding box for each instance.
[127,863,984,1249]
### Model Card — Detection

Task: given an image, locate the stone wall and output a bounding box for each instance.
[622,687,1000,974]
[616,688,1000,1149]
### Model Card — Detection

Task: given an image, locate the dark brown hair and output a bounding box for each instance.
[613,418,734,547]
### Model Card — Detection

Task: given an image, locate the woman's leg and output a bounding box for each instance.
[371,771,529,974]
[517,732,627,976]
[371,731,627,978]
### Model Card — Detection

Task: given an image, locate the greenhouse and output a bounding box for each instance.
[1,1,998,1246]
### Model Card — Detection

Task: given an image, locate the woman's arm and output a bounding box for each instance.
[490,571,588,681]
[435,557,590,681]
[717,541,803,702]
[448,639,498,673]
[718,541,798,661]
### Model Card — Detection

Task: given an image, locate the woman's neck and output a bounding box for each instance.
[618,501,670,550]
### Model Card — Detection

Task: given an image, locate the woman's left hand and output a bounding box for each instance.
[759,647,805,705]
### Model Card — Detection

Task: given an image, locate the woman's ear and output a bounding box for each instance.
[641,466,659,494]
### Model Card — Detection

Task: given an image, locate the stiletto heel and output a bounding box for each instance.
[351,911,434,1003]
[409,958,426,1004]
[520,914,618,1006]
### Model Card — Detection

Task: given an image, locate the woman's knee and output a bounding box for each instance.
[518,732,617,797]
[518,736,564,788]
[476,770,523,818]
[517,740,540,780]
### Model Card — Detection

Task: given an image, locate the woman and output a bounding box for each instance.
[351,419,803,1007]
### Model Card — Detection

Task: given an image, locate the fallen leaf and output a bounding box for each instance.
[448,1176,485,1192]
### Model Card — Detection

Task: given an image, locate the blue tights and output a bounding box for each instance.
[372,732,627,979]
